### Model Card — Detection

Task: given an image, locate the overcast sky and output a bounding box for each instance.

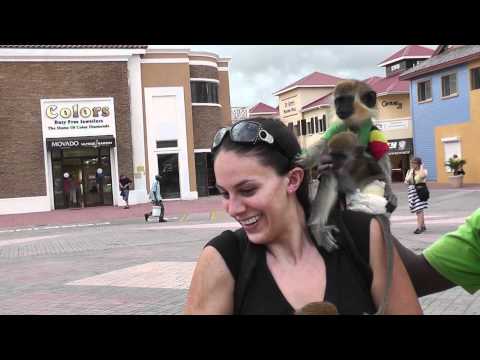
[150,45,438,108]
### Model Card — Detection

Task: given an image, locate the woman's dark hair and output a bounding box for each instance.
[412,157,422,165]
[212,117,311,218]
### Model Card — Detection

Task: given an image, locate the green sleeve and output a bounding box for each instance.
[423,208,480,294]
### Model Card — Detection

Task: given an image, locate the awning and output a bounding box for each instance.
[46,136,115,150]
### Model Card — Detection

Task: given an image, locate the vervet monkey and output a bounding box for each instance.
[295,301,338,315]
[296,79,397,251]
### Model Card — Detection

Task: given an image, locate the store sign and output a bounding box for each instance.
[46,136,115,150]
[388,138,412,155]
[381,100,403,109]
[283,98,297,115]
[375,119,409,131]
[231,107,249,122]
[41,98,116,139]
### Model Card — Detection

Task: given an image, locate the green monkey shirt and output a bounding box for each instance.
[423,208,480,294]
[322,119,389,161]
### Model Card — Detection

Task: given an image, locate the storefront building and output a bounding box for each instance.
[370,45,433,180]
[0,46,231,215]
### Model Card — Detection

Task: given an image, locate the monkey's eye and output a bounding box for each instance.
[361,91,377,108]
[334,96,354,106]
[330,152,347,161]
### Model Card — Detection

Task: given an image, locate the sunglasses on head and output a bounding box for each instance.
[212,121,287,157]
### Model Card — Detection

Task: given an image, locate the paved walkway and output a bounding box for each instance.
[2,182,479,230]
[1,183,479,315]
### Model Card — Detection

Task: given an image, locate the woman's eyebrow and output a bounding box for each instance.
[216,180,256,192]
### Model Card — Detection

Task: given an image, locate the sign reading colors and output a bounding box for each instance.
[41,98,116,139]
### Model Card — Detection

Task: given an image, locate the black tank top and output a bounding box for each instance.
[205,210,376,315]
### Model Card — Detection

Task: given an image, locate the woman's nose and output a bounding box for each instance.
[225,196,246,217]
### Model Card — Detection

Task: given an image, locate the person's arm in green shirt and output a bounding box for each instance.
[423,208,480,294]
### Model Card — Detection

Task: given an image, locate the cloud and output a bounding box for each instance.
[151,45,438,109]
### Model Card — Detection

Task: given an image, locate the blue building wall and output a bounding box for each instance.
[410,64,470,180]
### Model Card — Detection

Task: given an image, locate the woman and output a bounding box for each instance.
[404,158,428,234]
[185,118,422,315]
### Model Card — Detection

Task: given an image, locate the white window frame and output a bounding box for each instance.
[441,137,462,173]
[391,63,401,71]
[417,79,432,103]
[441,72,458,99]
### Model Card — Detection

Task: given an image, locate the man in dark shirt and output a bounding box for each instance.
[119,175,132,209]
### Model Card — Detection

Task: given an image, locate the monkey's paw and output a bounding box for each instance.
[385,192,398,214]
[309,224,339,252]
[294,150,314,168]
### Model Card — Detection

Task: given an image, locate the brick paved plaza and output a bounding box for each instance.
[0,184,479,315]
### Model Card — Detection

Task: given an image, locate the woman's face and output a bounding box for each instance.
[411,161,419,169]
[214,150,293,245]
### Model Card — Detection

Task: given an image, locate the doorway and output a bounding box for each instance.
[157,154,180,199]
[51,147,113,209]
[195,152,219,197]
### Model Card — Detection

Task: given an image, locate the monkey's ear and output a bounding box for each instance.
[361,90,377,108]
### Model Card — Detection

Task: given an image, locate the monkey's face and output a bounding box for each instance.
[334,80,377,128]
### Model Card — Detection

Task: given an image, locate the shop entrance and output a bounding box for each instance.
[51,147,113,209]
[157,154,180,199]
[390,154,411,182]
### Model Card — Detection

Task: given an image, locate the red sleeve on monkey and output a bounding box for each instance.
[369,128,389,161]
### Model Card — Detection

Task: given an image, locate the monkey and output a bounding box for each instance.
[295,301,338,315]
[296,79,397,252]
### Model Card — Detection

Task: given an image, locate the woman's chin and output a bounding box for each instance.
[242,218,267,244]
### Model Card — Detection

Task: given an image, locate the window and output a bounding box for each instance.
[471,67,480,90]
[157,140,178,148]
[442,139,461,173]
[191,81,219,103]
[441,73,457,97]
[314,116,319,133]
[321,115,327,132]
[307,118,314,134]
[294,121,300,137]
[417,80,432,102]
[301,119,307,136]
[390,63,401,71]
[288,122,294,133]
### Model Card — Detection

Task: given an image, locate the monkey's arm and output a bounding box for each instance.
[377,154,397,213]
[308,173,340,251]
[295,138,328,169]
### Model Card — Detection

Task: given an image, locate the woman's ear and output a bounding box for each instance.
[287,167,304,194]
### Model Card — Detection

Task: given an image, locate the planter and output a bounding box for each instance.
[448,175,464,188]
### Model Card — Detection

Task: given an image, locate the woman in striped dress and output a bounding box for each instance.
[404,157,428,234]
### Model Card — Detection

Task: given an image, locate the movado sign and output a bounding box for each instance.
[41,98,116,138]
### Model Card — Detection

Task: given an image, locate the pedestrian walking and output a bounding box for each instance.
[119,175,132,209]
[145,175,166,222]
[404,157,429,234]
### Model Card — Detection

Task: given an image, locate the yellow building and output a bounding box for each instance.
[273,72,342,149]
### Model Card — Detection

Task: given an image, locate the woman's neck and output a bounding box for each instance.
[265,200,314,265]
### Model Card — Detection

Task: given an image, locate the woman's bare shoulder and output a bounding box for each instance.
[184,246,235,314]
